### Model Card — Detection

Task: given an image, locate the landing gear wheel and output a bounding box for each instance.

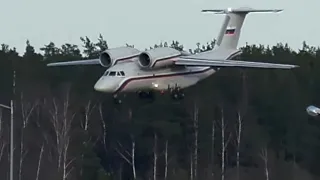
[170,87,185,100]
[180,92,185,99]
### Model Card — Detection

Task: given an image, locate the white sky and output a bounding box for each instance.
[0,0,317,55]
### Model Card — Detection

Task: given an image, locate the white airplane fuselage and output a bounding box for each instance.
[93,60,216,94]
[47,7,297,99]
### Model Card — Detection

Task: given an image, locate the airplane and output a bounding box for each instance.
[47,7,299,104]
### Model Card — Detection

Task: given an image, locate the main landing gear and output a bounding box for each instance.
[169,86,185,100]
[112,86,185,104]
[112,91,155,105]
[136,85,185,102]
[112,94,122,104]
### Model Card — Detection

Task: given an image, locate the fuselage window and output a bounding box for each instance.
[109,71,116,76]
[116,72,121,76]
[120,71,125,76]
[103,71,109,76]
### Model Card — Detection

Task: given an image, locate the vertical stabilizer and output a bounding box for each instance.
[202,7,282,49]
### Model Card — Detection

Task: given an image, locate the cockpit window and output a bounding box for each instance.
[104,70,125,77]
[103,71,109,76]
[109,71,116,76]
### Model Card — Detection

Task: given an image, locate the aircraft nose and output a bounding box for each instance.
[94,77,119,93]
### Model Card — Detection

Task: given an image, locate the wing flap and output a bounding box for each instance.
[47,59,100,67]
[175,58,298,69]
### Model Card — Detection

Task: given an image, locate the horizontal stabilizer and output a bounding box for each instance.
[202,7,282,14]
[47,59,100,67]
[175,58,298,69]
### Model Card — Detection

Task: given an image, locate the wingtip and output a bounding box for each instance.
[274,9,284,13]
[47,64,58,67]
[289,65,299,69]
[201,9,223,13]
[201,9,211,13]
[47,63,57,67]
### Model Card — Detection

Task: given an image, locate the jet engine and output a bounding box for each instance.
[99,46,141,68]
[138,47,182,69]
[306,105,320,117]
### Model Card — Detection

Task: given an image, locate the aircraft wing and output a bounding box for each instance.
[175,57,298,69]
[47,59,100,67]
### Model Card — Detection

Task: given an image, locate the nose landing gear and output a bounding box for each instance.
[113,94,122,104]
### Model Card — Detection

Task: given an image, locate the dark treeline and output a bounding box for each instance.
[0,34,320,180]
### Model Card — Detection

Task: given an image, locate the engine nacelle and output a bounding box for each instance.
[99,46,141,68]
[138,47,182,69]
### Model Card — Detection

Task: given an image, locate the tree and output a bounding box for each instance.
[23,40,35,57]
[18,92,38,180]
[46,89,76,180]
[1,36,320,180]
[80,36,100,58]
[219,107,232,180]
[40,42,61,59]
[95,34,108,52]
[191,102,199,180]
[78,100,98,179]
[260,147,269,180]
[0,108,6,163]
[60,43,82,59]
[113,108,137,179]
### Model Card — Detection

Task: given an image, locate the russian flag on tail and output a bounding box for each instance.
[225,26,236,35]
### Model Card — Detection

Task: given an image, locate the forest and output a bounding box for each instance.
[0,34,320,180]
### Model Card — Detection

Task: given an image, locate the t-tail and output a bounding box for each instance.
[175,7,298,69]
[202,7,283,50]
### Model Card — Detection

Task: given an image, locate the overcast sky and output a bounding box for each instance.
[0,0,316,55]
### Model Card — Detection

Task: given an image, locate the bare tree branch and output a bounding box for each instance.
[0,108,2,132]
[259,147,269,180]
[114,134,136,179]
[0,141,6,163]
[193,102,199,180]
[234,110,243,180]
[153,133,158,180]
[48,90,76,179]
[164,140,168,180]
[114,146,132,165]
[35,143,44,180]
[19,93,39,180]
[210,117,215,178]
[81,100,97,131]
[220,107,232,180]
[79,100,97,177]
[0,108,6,163]
[117,141,132,157]
[99,103,108,155]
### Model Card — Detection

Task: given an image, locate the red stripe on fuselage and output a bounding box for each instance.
[113,50,241,93]
[114,67,212,94]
